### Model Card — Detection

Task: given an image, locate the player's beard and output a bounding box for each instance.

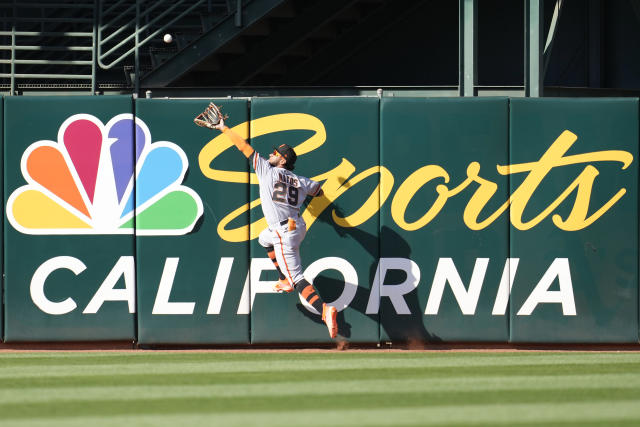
[268,155,285,168]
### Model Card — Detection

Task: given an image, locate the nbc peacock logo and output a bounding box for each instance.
[6,114,203,235]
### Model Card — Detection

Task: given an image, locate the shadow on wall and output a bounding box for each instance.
[296,201,442,343]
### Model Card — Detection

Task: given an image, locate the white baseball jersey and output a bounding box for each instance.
[251,151,321,230]
[252,151,321,285]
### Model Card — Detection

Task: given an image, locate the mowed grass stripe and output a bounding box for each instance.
[3,363,640,389]
[2,351,639,366]
[2,400,640,427]
[1,352,639,378]
[0,373,639,405]
[1,388,640,419]
[1,352,639,426]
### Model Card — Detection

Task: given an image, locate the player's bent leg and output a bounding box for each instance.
[263,245,293,293]
[294,279,323,312]
[264,245,287,280]
[260,229,293,293]
[272,229,304,286]
[258,227,273,248]
[295,279,337,339]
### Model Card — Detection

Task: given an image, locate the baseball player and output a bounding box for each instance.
[212,116,338,339]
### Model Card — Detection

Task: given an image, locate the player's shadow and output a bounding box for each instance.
[296,201,441,343]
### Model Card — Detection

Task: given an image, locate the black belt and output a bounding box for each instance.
[279,214,300,226]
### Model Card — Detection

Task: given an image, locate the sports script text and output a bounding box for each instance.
[198,113,633,241]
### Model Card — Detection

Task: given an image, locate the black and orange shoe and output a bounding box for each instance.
[273,278,294,293]
[322,304,338,339]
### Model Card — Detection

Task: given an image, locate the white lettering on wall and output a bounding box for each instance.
[366,258,420,314]
[303,257,358,315]
[517,258,576,315]
[30,256,85,315]
[152,257,195,314]
[425,258,489,315]
[84,256,135,314]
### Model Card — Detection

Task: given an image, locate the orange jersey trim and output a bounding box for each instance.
[275,230,294,284]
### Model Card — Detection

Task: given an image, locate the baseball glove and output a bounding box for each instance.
[194,102,228,129]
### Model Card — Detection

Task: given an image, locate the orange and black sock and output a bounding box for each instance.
[265,246,287,281]
[294,279,324,314]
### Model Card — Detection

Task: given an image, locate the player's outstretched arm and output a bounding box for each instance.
[215,119,254,159]
[194,103,254,158]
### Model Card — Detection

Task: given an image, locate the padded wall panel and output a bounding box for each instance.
[3,96,135,341]
[249,97,380,343]
[509,98,639,343]
[135,98,250,344]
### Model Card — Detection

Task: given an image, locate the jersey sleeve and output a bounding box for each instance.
[299,176,322,196]
[250,151,271,180]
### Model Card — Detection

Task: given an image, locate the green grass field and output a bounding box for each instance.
[0,351,639,426]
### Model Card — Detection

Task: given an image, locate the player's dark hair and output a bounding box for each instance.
[276,144,297,171]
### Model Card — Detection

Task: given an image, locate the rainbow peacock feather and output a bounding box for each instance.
[6,114,203,235]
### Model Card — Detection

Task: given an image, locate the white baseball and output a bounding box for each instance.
[163,34,173,44]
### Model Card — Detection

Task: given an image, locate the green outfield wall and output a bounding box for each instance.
[1,96,638,344]
[3,96,136,341]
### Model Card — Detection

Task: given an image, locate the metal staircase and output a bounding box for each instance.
[98,0,234,88]
[0,0,239,93]
[0,0,96,92]
[0,0,420,93]
[142,0,420,87]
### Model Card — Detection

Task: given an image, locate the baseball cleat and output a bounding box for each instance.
[273,278,294,293]
[322,304,338,339]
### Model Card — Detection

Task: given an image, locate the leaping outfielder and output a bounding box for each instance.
[195,104,338,339]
